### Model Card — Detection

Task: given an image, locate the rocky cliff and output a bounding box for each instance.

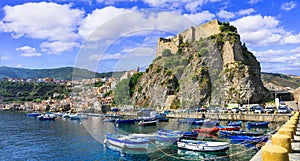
[132,20,271,108]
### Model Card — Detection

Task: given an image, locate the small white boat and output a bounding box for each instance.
[69,113,88,120]
[130,133,158,141]
[138,119,157,126]
[177,139,230,152]
[37,114,56,120]
[104,133,149,149]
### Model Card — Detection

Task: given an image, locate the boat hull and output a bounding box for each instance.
[177,139,229,152]
[105,134,149,149]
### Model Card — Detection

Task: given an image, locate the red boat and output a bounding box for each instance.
[217,126,240,131]
[192,127,219,133]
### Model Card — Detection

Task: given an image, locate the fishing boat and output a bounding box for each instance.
[177,138,230,152]
[230,135,268,144]
[104,133,149,149]
[178,118,204,125]
[227,121,242,126]
[25,113,40,117]
[217,126,240,131]
[129,133,158,141]
[115,119,135,124]
[69,113,88,120]
[37,114,55,120]
[138,118,157,126]
[157,129,198,138]
[192,127,219,134]
[156,133,181,142]
[203,121,220,126]
[246,122,269,128]
[62,113,70,118]
[219,130,263,138]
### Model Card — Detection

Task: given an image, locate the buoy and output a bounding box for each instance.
[272,134,292,153]
[262,145,289,161]
[278,128,294,140]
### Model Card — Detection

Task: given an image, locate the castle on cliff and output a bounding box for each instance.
[156,20,221,57]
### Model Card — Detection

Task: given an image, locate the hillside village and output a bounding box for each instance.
[0,69,139,112]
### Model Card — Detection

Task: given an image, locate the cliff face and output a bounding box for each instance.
[132,20,270,108]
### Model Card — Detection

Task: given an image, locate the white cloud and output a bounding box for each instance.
[284,33,300,44]
[281,1,297,11]
[16,46,41,57]
[40,41,80,54]
[142,0,222,12]
[0,2,84,41]
[16,64,22,68]
[248,0,261,4]
[79,7,195,42]
[231,15,285,46]
[238,8,255,16]
[0,2,84,54]
[217,10,235,19]
[78,6,130,40]
[253,47,300,74]
[183,11,215,25]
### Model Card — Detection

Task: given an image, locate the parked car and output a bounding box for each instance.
[219,108,228,113]
[254,106,264,113]
[231,107,240,113]
[277,106,289,113]
[265,106,276,113]
[239,106,248,113]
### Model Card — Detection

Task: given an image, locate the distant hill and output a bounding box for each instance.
[261,72,300,90]
[0,66,125,80]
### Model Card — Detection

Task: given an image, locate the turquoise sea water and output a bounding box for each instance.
[0,111,282,161]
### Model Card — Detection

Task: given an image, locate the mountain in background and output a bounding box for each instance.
[261,72,300,90]
[0,66,125,80]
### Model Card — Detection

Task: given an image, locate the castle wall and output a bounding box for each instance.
[156,20,221,57]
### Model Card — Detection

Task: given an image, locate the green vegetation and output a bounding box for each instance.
[129,72,143,96]
[0,81,70,102]
[162,49,172,57]
[197,48,208,57]
[113,78,131,105]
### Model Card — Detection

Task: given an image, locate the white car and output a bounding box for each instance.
[277,106,289,113]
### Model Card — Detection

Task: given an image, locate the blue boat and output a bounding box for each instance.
[219,130,263,138]
[157,129,198,138]
[230,135,268,145]
[25,113,40,117]
[204,121,220,126]
[178,118,204,125]
[37,114,55,121]
[246,122,269,128]
[227,121,242,126]
[115,119,135,124]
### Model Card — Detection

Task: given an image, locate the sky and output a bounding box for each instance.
[0,0,300,76]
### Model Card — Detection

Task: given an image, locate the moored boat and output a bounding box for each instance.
[177,138,230,152]
[25,113,40,117]
[69,113,88,120]
[229,135,268,144]
[115,119,135,124]
[104,133,149,149]
[219,130,263,138]
[157,129,198,138]
[192,127,219,134]
[246,122,269,128]
[227,121,242,126]
[217,126,240,131]
[138,118,157,126]
[37,114,55,120]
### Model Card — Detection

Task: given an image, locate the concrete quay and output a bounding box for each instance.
[250,112,300,161]
[167,112,291,122]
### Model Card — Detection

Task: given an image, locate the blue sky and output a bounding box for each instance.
[0,0,299,75]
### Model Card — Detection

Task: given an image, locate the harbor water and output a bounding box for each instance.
[0,111,283,161]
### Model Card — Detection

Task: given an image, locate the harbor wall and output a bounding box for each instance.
[115,111,290,122]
